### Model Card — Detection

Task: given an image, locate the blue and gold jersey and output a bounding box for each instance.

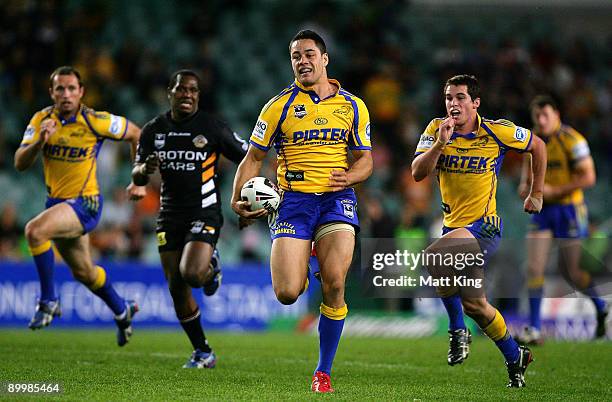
[539,123,590,205]
[415,114,533,228]
[20,105,128,198]
[249,79,371,193]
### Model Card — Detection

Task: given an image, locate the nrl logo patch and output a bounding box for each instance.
[314,117,328,125]
[192,135,208,148]
[154,133,166,149]
[293,104,307,119]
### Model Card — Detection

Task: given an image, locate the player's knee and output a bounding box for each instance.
[321,277,344,298]
[180,263,207,288]
[274,286,300,305]
[461,298,486,318]
[25,220,46,245]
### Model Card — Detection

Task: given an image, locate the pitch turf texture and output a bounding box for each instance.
[1,329,610,401]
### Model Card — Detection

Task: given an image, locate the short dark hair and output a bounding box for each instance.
[49,66,83,88]
[444,74,480,101]
[168,69,201,89]
[530,94,559,112]
[289,30,327,54]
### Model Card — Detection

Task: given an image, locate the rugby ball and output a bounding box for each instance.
[240,177,280,213]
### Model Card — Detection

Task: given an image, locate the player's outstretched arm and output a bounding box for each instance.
[231,146,268,219]
[523,134,546,213]
[329,150,373,191]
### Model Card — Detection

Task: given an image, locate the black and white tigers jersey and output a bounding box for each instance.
[136,110,247,214]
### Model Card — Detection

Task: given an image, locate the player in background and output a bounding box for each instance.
[132,70,247,368]
[412,75,547,387]
[14,66,143,345]
[516,95,608,344]
[231,30,372,392]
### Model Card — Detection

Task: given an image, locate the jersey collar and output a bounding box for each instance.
[450,114,482,140]
[293,78,341,104]
[53,104,83,125]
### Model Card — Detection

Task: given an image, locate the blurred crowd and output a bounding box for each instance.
[0,0,610,263]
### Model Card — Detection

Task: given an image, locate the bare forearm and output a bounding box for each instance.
[529,136,546,195]
[520,154,532,188]
[231,156,263,203]
[14,142,43,171]
[347,153,373,186]
[411,142,444,181]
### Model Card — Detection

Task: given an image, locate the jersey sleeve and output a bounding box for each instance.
[249,97,286,151]
[491,120,533,152]
[348,97,371,150]
[565,130,591,163]
[87,110,129,140]
[134,122,155,165]
[216,119,248,164]
[20,112,46,147]
[415,119,440,155]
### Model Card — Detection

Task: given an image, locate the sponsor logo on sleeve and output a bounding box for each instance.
[417,134,435,149]
[252,119,268,141]
[514,126,528,142]
[23,126,35,141]
[365,122,371,140]
[109,114,123,135]
[572,141,590,159]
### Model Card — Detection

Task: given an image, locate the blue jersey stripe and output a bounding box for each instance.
[339,91,364,148]
[270,87,299,148]
[249,140,269,151]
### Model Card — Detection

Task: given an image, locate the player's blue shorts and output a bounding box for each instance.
[529,203,588,238]
[442,215,503,258]
[270,188,359,241]
[46,194,103,234]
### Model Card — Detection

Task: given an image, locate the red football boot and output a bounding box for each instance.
[311,371,334,393]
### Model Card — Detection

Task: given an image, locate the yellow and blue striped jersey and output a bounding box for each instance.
[539,123,590,205]
[249,79,371,193]
[415,114,533,228]
[20,105,128,198]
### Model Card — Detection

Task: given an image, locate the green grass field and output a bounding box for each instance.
[0,328,610,401]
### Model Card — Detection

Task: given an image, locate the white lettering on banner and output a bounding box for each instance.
[0,282,39,318]
[0,281,306,325]
[203,284,306,323]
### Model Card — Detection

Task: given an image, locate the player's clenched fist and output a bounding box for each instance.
[523,192,543,214]
[40,119,57,144]
[437,116,454,147]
